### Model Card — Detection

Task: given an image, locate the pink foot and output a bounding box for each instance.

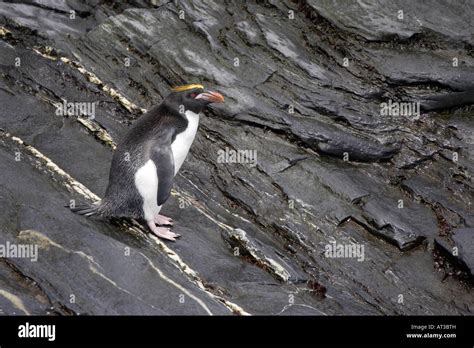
[154,214,174,226]
[147,221,180,241]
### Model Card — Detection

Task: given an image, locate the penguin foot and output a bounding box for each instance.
[147,221,181,241]
[154,214,174,226]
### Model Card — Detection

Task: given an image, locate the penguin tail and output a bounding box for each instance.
[68,202,102,217]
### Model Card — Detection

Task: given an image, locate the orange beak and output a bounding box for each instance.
[196,90,225,103]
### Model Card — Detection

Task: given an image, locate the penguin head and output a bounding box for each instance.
[167,84,224,114]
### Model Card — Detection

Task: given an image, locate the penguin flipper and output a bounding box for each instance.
[150,144,175,206]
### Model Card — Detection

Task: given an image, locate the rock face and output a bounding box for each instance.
[0,0,472,315]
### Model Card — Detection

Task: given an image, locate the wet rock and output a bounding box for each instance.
[306,0,474,44]
[356,190,440,250]
[0,0,472,315]
[452,228,474,275]
[222,228,292,282]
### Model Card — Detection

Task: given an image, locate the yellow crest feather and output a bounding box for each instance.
[171,84,204,92]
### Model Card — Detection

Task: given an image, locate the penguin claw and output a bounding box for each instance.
[153,214,174,226]
[158,214,173,221]
[147,222,180,241]
[153,231,178,241]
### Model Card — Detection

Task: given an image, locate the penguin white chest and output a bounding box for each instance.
[171,110,200,175]
[134,159,159,220]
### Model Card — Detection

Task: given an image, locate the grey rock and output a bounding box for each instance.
[0,0,472,315]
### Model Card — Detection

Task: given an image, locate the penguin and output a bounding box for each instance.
[72,84,224,241]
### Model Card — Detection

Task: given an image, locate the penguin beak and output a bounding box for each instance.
[195,90,225,103]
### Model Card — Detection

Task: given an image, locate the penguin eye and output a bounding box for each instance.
[190,92,197,98]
